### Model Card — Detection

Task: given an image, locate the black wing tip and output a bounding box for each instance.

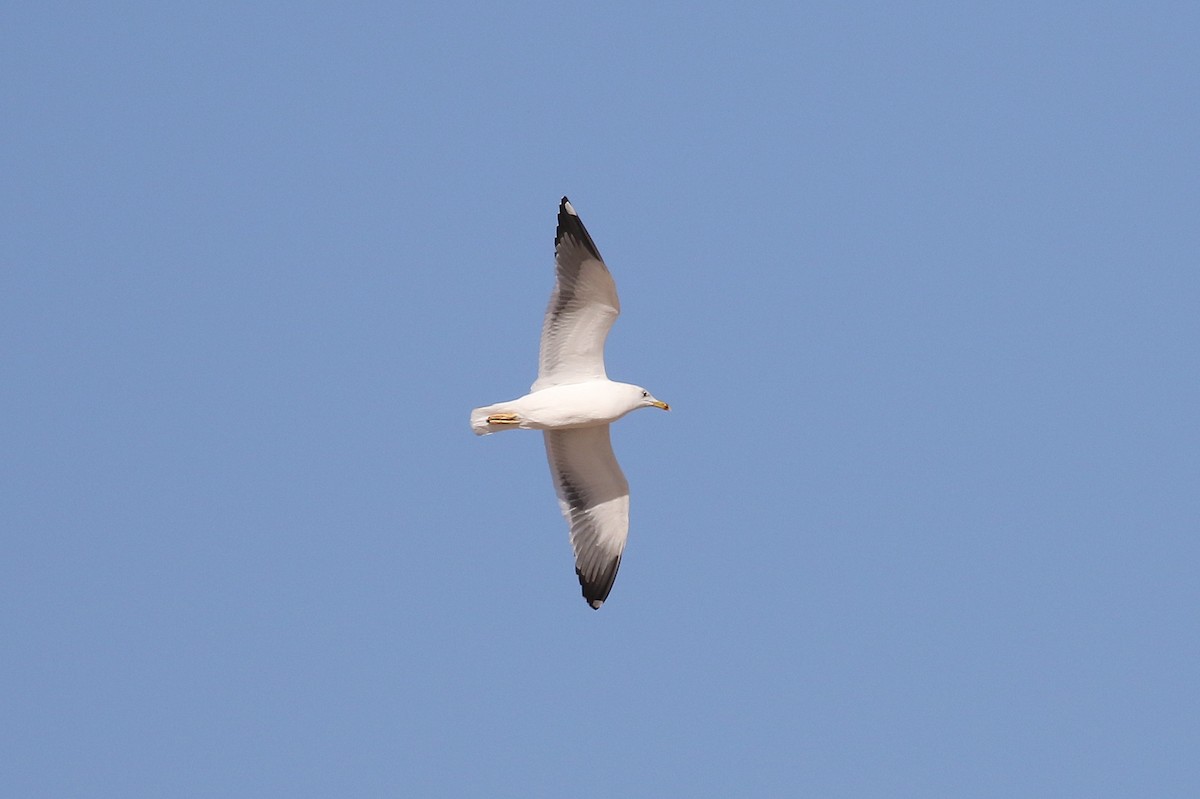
[576,556,622,610]
[555,196,603,261]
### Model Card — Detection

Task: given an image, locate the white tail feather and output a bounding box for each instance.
[470,406,494,435]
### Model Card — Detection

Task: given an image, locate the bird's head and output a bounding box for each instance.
[635,387,670,412]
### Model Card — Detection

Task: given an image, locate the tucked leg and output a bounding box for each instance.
[486,413,520,425]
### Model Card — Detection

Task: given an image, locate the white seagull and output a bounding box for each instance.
[471,197,670,609]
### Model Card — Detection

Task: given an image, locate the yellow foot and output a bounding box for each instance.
[486,413,520,425]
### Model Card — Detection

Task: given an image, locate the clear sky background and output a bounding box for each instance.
[3,2,1198,796]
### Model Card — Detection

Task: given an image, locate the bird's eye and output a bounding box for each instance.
[642,391,648,398]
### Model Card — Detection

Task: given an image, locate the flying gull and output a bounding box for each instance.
[470,197,669,609]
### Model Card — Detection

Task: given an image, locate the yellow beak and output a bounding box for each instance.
[651,400,670,411]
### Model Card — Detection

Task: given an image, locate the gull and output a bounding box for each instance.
[470,197,669,609]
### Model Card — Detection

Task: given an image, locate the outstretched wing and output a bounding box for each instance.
[532,197,620,391]
[543,426,630,609]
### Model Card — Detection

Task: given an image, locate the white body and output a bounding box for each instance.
[471,381,651,435]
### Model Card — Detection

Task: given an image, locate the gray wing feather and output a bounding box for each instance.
[543,426,630,609]
[533,197,620,391]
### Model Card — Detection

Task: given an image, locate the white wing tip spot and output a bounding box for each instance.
[563,200,577,216]
[588,599,604,610]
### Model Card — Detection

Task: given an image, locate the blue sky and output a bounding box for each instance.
[3,2,1198,796]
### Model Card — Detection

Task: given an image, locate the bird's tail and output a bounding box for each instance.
[470,403,520,436]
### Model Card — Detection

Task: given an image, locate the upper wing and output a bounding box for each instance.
[543,426,630,609]
[532,197,620,391]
